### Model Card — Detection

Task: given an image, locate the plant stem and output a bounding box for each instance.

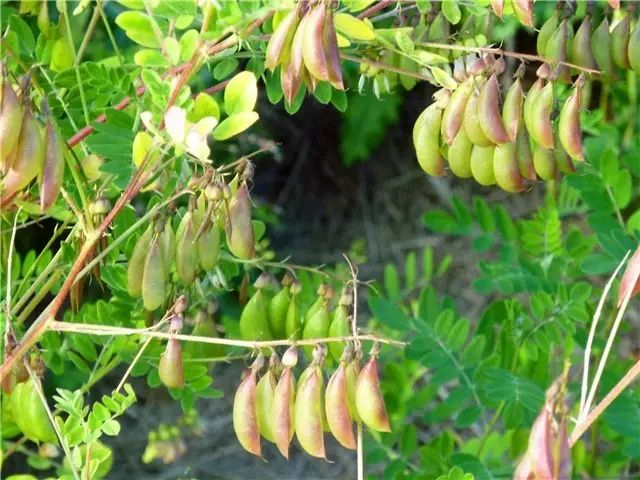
[357,0,395,19]
[341,53,434,82]
[75,5,101,66]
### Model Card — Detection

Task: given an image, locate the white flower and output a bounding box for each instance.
[162,106,217,161]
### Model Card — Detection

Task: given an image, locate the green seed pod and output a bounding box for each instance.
[478,74,510,145]
[523,78,543,140]
[512,0,533,28]
[571,16,597,73]
[537,10,559,57]
[127,225,153,298]
[226,183,255,260]
[493,142,524,193]
[256,363,278,443]
[176,212,198,284]
[39,118,66,211]
[302,301,330,358]
[533,145,558,181]
[142,235,166,311]
[447,127,473,179]
[197,222,220,271]
[592,18,614,76]
[188,310,225,358]
[555,142,574,174]
[328,290,352,362]
[10,380,57,444]
[412,102,445,176]
[516,129,536,181]
[528,81,554,149]
[611,15,631,69]
[272,364,296,458]
[630,20,640,73]
[294,365,326,458]
[269,284,290,339]
[0,72,24,170]
[265,8,299,71]
[463,87,493,147]
[325,361,356,450]
[558,82,584,162]
[502,78,524,142]
[305,288,326,326]
[285,284,302,339]
[240,288,273,341]
[544,19,571,83]
[345,359,360,422]
[160,221,175,275]
[356,356,390,432]
[158,338,185,389]
[441,78,473,145]
[2,109,45,198]
[233,369,261,457]
[470,145,496,186]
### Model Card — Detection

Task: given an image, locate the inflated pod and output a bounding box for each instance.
[356,355,390,432]
[285,283,302,339]
[571,16,597,72]
[490,0,504,19]
[554,142,575,174]
[630,20,640,73]
[528,81,554,149]
[412,103,445,176]
[142,234,166,311]
[463,87,493,147]
[537,11,559,57]
[441,78,473,144]
[256,359,278,443]
[233,364,261,456]
[502,78,524,141]
[240,286,273,341]
[2,109,45,198]
[493,142,524,193]
[470,145,496,186]
[345,359,360,422]
[302,300,331,358]
[302,3,329,84]
[523,78,543,139]
[592,18,614,76]
[558,82,584,162]
[328,289,353,361]
[447,128,473,179]
[323,7,343,90]
[127,225,153,298]
[265,8,299,71]
[325,362,356,450]
[512,0,533,28]
[478,74,510,144]
[226,182,255,260]
[544,19,571,83]
[269,281,291,339]
[273,364,296,458]
[0,72,23,170]
[611,15,631,69]
[516,129,536,181]
[294,365,326,458]
[197,221,220,271]
[10,380,57,444]
[158,338,185,389]
[39,118,65,211]
[533,145,557,181]
[175,212,198,283]
[188,310,225,358]
[305,287,326,325]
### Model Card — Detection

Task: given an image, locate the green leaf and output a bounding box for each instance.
[163,37,180,65]
[313,82,333,104]
[224,71,258,115]
[213,57,239,80]
[115,11,167,48]
[179,29,199,61]
[395,31,415,54]
[334,13,376,41]
[384,263,400,299]
[102,419,121,436]
[368,296,411,331]
[441,0,462,25]
[134,49,169,68]
[405,251,417,291]
[213,112,259,141]
[9,14,35,56]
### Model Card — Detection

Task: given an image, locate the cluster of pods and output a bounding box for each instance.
[240,274,352,352]
[0,66,66,210]
[412,55,585,192]
[233,344,389,459]
[127,163,256,311]
[265,0,343,104]
[537,5,640,77]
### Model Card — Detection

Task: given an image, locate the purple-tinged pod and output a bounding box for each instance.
[233,368,261,457]
[528,81,554,149]
[592,18,614,76]
[490,0,504,19]
[533,145,557,181]
[39,118,66,211]
[412,103,445,176]
[226,182,255,260]
[441,78,473,145]
[447,128,473,179]
[294,365,326,458]
[273,365,296,458]
[478,74,510,144]
[265,9,300,71]
[470,144,496,186]
[302,3,330,85]
[611,15,631,69]
[493,142,524,193]
[290,11,309,82]
[323,9,343,90]
[571,16,597,73]
[281,59,303,106]
[516,129,536,181]
[325,362,356,450]
[502,78,524,142]
[356,355,390,432]
[512,0,533,28]
[158,338,185,389]
[463,86,493,147]
[558,81,584,162]
[0,70,23,170]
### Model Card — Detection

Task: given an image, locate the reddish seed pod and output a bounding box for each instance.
[233,369,261,457]
[512,0,533,28]
[272,366,296,458]
[355,355,390,432]
[441,78,473,145]
[158,338,185,389]
[528,81,554,149]
[294,365,326,458]
[265,9,300,71]
[490,0,504,19]
[478,74,510,145]
[516,129,536,181]
[302,3,330,85]
[0,69,24,172]
[493,142,524,193]
[323,8,343,90]
[325,362,356,450]
[501,78,523,142]
[39,118,66,211]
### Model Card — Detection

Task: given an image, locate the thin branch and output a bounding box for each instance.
[116,336,153,393]
[75,5,101,66]
[357,0,395,19]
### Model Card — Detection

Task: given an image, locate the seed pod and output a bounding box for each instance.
[611,15,631,69]
[323,8,343,90]
[127,225,153,298]
[490,0,504,19]
[537,10,559,57]
[39,118,65,211]
[554,141,575,174]
[256,360,278,443]
[441,79,473,145]
[502,78,524,141]
[412,103,445,176]
[493,142,524,193]
[544,19,571,83]
[303,301,330,358]
[197,222,220,271]
[478,74,510,145]
[142,235,166,311]
[285,282,302,339]
[269,283,290,339]
[233,367,261,456]
[160,220,175,275]
[240,287,273,341]
[523,78,542,139]
[290,10,309,81]
[447,128,473,179]
[516,129,536,181]
[10,380,57,443]
[2,109,45,198]
[558,82,584,162]
[325,362,356,450]
[294,365,326,458]
[630,20,640,73]
[470,145,496,186]
[356,355,390,432]
[188,310,224,358]
[592,18,614,76]
[512,0,533,28]
[226,182,255,260]
[158,338,185,389]
[345,359,360,422]
[328,289,352,361]
[571,16,597,72]
[528,81,554,149]
[0,71,23,170]
[302,4,330,85]
[265,9,299,71]
[305,286,327,325]
[463,87,493,146]
[176,211,198,284]
[272,364,296,458]
[533,145,557,181]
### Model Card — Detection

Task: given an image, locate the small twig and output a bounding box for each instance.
[75,5,101,66]
[357,0,395,19]
[4,210,21,336]
[116,336,153,393]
